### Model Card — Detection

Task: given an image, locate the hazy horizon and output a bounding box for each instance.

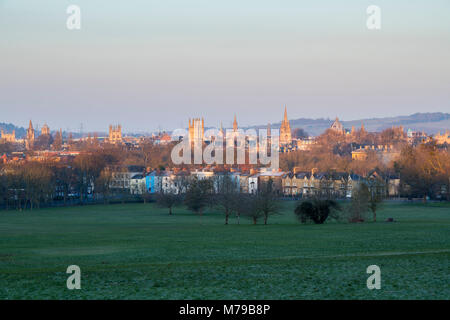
[1,0,450,132]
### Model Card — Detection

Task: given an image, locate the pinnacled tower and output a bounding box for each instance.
[108,124,122,144]
[26,120,35,149]
[188,118,204,144]
[41,123,50,136]
[279,105,292,145]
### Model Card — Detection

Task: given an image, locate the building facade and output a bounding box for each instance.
[434,130,450,145]
[282,171,362,198]
[0,129,15,143]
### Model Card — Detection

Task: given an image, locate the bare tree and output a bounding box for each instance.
[54,165,75,206]
[95,168,113,204]
[367,178,385,222]
[215,174,239,225]
[73,152,106,204]
[0,169,8,209]
[236,193,262,225]
[396,144,449,201]
[349,183,370,222]
[256,178,281,225]
[19,162,53,210]
[156,190,182,215]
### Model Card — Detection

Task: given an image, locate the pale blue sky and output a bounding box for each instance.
[1,0,449,132]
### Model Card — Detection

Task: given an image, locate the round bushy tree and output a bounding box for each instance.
[295,199,341,224]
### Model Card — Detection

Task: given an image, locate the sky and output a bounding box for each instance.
[1,0,450,133]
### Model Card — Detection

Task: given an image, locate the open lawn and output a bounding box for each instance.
[0,201,449,299]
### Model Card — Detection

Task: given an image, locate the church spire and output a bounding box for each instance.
[280,105,292,145]
[283,105,288,123]
[233,114,238,132]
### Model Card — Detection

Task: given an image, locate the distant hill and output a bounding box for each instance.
[2,112,450,139]
[0,122,26,138]
[251,112,450,136]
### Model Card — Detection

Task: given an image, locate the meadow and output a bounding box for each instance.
[0,201,449,299]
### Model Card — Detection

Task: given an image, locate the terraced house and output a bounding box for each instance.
[282,169,362,198]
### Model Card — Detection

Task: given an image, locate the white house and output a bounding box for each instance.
[130,174,146,195]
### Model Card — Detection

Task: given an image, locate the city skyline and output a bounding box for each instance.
[2,110,450,137]
[1,0,450,132]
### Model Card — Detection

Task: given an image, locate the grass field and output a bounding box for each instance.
[0,201,449,299]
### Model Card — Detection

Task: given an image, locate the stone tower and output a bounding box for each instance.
[279,105,292,145]
[41,123,50,136]
[26,120,35,149]
[108,124,122,144]
[188,118,204,144]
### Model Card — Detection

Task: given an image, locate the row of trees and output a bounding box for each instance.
[395,144,450,201]
[0,162,54,210]
[156,175,280,225]
[0,161,100,210]
[0,147,119,209]
[0,140,179,210]
[157,174,384,226]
